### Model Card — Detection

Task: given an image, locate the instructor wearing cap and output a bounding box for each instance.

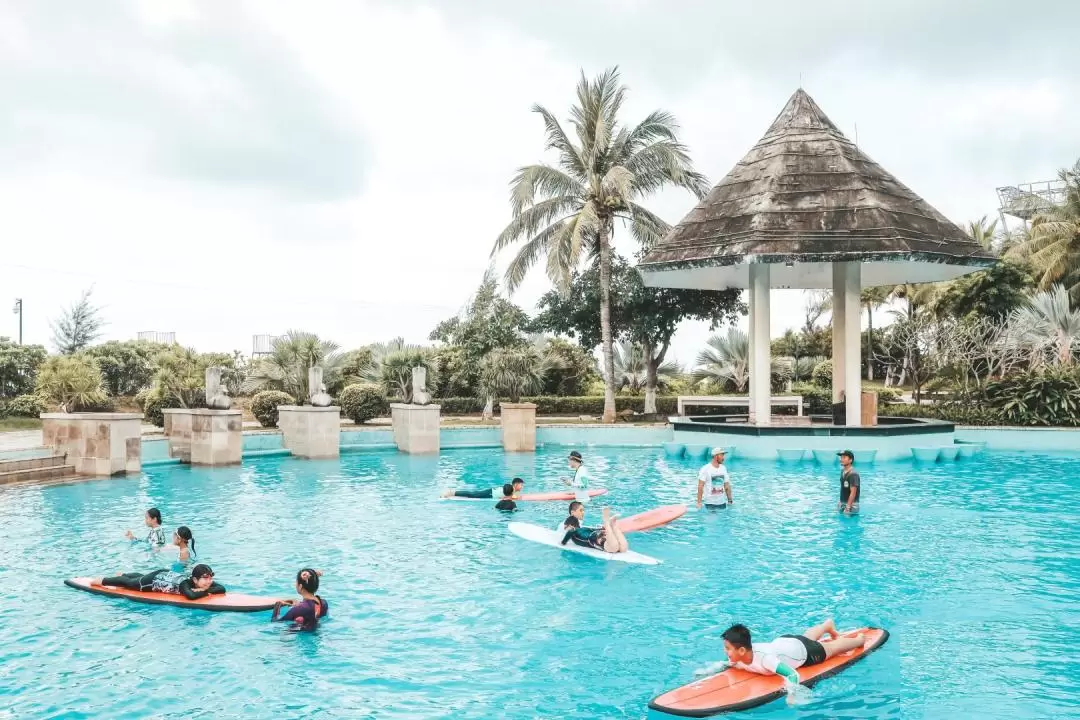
[837,450,860,515]
[563,450,591,503]
[696,447,733,510]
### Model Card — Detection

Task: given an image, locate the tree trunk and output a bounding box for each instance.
[866,304,874,381]
[643,339,658,415]
[482,395,494,421]
[599,220,617,424]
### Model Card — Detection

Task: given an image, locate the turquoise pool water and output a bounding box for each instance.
[0,447,1076,718]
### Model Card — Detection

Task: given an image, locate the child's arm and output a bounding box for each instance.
[694,660,729,676]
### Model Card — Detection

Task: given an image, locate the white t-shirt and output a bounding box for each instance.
[572,465,591,502]
[733,637,808,675]
[697,462,730,506]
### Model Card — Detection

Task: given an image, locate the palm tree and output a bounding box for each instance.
[861,286,891,380]
[967,215,999,252]
[243,330,343,402]
[612,341,681,395]
[1013,161,1080,304]
[478,346,547,418]
[1011,285,1080,366]
[492,67,708,423]
[693,328,750,392]
[35,354,106,413]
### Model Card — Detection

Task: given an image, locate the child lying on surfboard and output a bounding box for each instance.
[696,620,866,698]
[442,477,524,500]
[560,502,629,554]
[93,563,225,601]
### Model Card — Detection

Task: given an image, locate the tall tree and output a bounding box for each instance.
[493,67,709,422]
[1011,159,1080,304]
[532,256,743,412]
[51,288,105,354]
[0,338,48,398]
[861,287,891,380]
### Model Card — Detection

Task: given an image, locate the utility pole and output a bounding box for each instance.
[12,298,22,344]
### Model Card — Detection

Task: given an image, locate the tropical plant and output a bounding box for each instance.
[1010,159,1080,303]
[84,340,166,396]
[243,331,343,402]
[338,383,389,425]
[35,354,106,412]
[338,349,375,392]
[534,337,600,396]
[861,287,891,380]
[693,328,750,392]
[479,347,547,407]
[802,291,832,333]
[250,390,295,428]
[0,338,47,398]
[1010,285,1080,366]
[612,341,681,395]
[986,365,1080,426]
[380,350,436,402]
[3,394,47,417]
[811,358,833,390]
[493,67,709,423]
[50,288,105,355]
[151,347,210,408]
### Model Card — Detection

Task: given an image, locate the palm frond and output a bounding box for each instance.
[493,195,581,255]
[507,165,584,218]
[531,104,587,180]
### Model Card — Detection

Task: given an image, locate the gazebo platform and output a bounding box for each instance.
[671,415,956,462]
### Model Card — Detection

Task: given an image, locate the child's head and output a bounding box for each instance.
[175,526,196,556]
[511,477,525,491]
[568,500,585,521]
[296,568,320,595]
[190,564,215,590]
[146,508,162,527]
[502,483,515,498]
[721,624,753,663]
[568,451,582,469]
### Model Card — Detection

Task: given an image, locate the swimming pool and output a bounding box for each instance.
[0,447,1076,718]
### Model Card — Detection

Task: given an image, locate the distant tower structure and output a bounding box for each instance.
[252,334,281,358]
[996,178,1067,232]
[137,331,176,344]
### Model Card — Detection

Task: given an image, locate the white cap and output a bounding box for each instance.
[711,447,727,456]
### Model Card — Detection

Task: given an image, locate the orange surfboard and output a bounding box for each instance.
[444,488,609,502]
[649,627,889,716]
[617,504,687,533]
[65,577,281,613]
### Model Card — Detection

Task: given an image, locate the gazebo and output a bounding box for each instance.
[638,89,996,427]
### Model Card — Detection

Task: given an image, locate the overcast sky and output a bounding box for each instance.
[2,0,1078,366]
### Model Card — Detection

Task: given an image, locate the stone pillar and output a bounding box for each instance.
[500,402,537,452]
[390,403,441,454]
[41,412,143,476]
[748,264,771,426]
[189,409,242,465]
[162,409,193,461]
[278,406,341,459]
[831,263,847,406]
[842,262,863,427]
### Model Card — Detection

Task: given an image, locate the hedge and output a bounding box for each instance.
[1,394,47,418]
[881,402,1004,426]
[250,391,295,428]
[339,383,389,424]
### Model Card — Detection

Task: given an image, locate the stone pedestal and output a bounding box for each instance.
[278,406,341,458]
[500,402,537,452]
[390,403,440,454]
[189,409,242,466]
[162,409,193,461]
[41,412,143,476]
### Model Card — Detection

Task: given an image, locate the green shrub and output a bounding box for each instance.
[791,383,832,414]
[875,387,902,403]
[339,383,389,424]
[985,367,1080,426]
[4,394,46,417]
[811,359,832,389]
[435,396,681,417]
[881,402,1003,426]
[438,397,487,415]
[251,390,294,428]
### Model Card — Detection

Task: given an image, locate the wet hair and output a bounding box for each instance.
[502,483,515,498]
[175,526,196,557]
[147,508,162,524]
[511,477,524,487]
[563,515,581,529]
[297,568,320,594]
[495,499,517,512]
[569,451,583,462]
[722,624,752,650]
[191,564,214,580]
[568,501,583,514]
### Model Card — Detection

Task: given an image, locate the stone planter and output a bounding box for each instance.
[162,408,193,461]
[278,406,341,459]
[41,412,143,476]
[390,403,441,454]
[499,402,537,452]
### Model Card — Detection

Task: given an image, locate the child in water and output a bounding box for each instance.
[494,483,518,511]
[94,563,224,600]
[272,568,328,631]
[156,526,197,564]
[560,502,629,554]
[124,508,166,547]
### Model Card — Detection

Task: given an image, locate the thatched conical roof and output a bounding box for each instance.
[638,89,996,289]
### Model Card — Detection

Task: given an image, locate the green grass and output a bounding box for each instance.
[0,417,43,432]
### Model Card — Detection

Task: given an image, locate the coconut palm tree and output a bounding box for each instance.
[492,67,709,423]
[693,328,751,392]
[242,331,343,402]
[1010,285,1080,366]
[861,286,891,380]
[1011,160,1080,303]
[612,341,682,395]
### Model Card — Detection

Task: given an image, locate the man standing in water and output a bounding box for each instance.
[697,447,733,509]
[837,450,860,514]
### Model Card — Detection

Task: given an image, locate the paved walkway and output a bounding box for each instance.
[0,430,43,452]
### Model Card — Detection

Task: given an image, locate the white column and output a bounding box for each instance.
[749,264,771,426]
[843,262,863,426]
[831,264,846,406]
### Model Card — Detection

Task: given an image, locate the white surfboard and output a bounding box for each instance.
[508,522,661,565]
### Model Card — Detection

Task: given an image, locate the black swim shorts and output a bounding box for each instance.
[781,634,827,667]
